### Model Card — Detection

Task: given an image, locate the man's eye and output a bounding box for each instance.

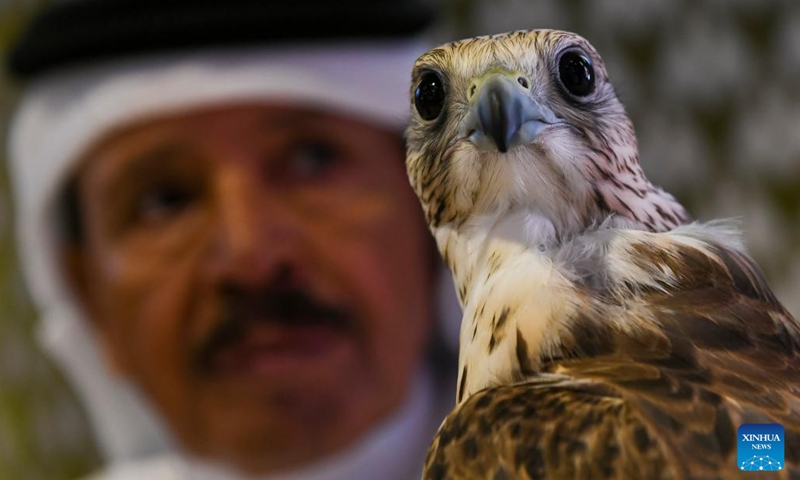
[287,140,342,179]
[135,183,196,224]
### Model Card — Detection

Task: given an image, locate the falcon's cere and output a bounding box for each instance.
[405,29,800,479]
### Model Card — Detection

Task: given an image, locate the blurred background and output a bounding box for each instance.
[0,0,798,478]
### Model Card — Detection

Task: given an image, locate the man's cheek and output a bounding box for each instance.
[104,253,201,384]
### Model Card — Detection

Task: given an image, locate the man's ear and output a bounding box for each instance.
[58,243,126,374]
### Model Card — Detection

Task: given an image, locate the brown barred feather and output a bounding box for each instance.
[424,242,800,480]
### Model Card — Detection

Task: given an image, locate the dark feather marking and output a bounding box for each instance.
[458,366,467,403]
[593,184,612,213]
[637,398,685,434]
[628,241,719,291]
[426,460,447,480]
[612,193,636,217]
[457,282,467,304]
[475,391,494,410]
[698,389,722,405]
[431,198,447,227]
[618,179,646,198]
[714,246,780,305]
[488,307,512,354]
[516,329,536,375]
[644,340,699,371]
[488,251,503,274]
[564,314,615,358]
[513,440,547,479]
[593,157,614,181]
[462,436,478,459]
[632,425,651,452]
[664,314,754,350]
[492,466,510,480]
[714,408,736,456]
[786,430,800,463]
[654,204,678,225]
[618,376,695,401]
[492,307,510,339]
[478,416,492,436]
[496,307,510,329]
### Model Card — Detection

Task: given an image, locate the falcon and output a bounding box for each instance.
[405,29,800,479]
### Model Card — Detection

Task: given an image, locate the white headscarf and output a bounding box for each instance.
[7,39,461,478]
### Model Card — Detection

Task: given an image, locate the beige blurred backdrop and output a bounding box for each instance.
[0,0,798,478]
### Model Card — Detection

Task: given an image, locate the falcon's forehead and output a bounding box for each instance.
[411,29,604,83]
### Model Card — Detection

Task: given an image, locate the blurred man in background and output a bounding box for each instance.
[5,0,458,478]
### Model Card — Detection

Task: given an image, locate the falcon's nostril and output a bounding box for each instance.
[517,76,530,89]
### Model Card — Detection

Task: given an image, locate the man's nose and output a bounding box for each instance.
[206,166,306,289]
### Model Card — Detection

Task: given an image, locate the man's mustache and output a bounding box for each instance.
[196,287,354,372]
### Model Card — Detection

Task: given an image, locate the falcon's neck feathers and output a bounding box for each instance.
[437,216,750,403]
[426,158,703,403]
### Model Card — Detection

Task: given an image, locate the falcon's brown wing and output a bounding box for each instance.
[425,379,686,480]
[424,242,800,480]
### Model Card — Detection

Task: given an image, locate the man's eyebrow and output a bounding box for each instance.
[100,141,191,194]
[258,111,316,131]
[127,141,189,169]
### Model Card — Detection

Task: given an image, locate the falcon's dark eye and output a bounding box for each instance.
[414,71,446,121]
[558,51,595,97]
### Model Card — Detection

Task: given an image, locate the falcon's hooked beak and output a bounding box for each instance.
[462,71,555,153]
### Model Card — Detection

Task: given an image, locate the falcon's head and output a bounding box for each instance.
[406,30,689,239]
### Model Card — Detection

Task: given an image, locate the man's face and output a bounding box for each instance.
[65,104,434,473]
